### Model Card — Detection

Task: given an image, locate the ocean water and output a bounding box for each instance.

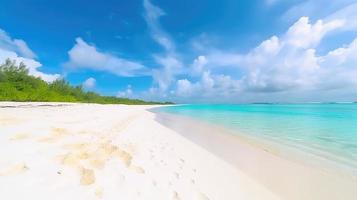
[158,104,357,168]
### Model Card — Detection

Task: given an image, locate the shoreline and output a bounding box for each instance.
[153,109,357,175]
[0,102,279,200]
[154,110,357,200]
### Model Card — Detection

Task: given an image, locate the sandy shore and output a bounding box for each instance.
[0,102,279,200]
[156,112,357,200]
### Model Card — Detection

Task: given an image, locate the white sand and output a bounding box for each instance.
[157,113,357,200]
[0,102,279,200]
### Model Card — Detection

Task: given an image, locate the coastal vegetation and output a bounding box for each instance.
[0,59,171,105]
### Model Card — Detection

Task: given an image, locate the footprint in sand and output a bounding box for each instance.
[38,127,69,143]
[0,163,28,176]
[10,133,31,141]
[194,192,210,200]
[113,148,132,167]
[60,142,133,169]
[80,168,95,185]
[95,187,103,198]
[59,141,137,187]
[130,165,145,174]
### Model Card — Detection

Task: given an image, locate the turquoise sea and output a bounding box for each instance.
[158,104,357,168]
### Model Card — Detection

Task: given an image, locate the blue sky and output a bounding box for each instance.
[1,0,357,103]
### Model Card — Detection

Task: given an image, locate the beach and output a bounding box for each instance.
[1,102,357,200]
[0,102,279,200]
[2,0,357,199]
[157,112,357,200]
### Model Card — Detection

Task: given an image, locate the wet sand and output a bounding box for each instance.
[155,112,357,200]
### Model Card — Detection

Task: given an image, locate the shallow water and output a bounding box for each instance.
[158,104,357,168]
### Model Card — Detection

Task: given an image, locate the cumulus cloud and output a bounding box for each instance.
[66,38,148,77]
[172,71,240,102]
[117,85,133,98]
[0,29,60,82]
[152,55,182,91]
[0,29,37,59]
[238,17,346,92]
[284,17,344,48]
[165,14,357,103]
[141,1,357,103]
[203,17,348,92]
[191,55,208,75]
[176,79,194,96]
[317,38,357,89]
[83,77,96,89]
[0,49,60,82]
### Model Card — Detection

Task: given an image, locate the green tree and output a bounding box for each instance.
[0,59,172,104]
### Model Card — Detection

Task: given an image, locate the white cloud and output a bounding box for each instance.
[284,17,344,49]
[152,55,182,92]
[239,17,346,92]
[66,38,148,77]
[143,0,183,95]
[0,49,60,82]
[191,55,208,75]
[165,14,357,103]
[265,0,278,6]
[143,0,175,52]
[284,0,355,21]
[172,71,240,102]
[176,79,194,96]
[0,29,60,82]
[317,38,357,89]
[117,85,133,98]
[324,2,357,32]
[83,77,96,89]
[0,29,36,59]
[140,2,357,103]
[204,17,347,92]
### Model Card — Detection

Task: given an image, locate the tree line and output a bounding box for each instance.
[0,59,172,105]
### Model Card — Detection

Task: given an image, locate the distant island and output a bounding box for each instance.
[0,59,172,105]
